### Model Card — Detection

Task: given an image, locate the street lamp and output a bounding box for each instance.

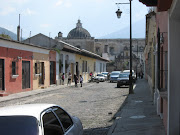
[116,0,133,94]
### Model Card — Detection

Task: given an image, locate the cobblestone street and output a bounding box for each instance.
[0,82,129,135]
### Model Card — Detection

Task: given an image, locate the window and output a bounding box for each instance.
[35,63,40,74]
[109,47,114,55]
[96,47,100,53]
[94,62,96,72]
[43,110,63,135]
[12,61,17,75]
[52,107,73,132]
[35,63,37,74]
[0,116,39,135]
[104,45,108,53]
[82,61,87,72]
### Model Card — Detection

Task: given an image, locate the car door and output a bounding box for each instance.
[42,109,64,135]
[52,106,75,135]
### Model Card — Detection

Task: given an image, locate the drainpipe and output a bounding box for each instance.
[157,27,160,90]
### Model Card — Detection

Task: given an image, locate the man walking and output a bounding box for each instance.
[80,75,83,87]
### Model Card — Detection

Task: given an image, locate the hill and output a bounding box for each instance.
[0,27,17,40]
[99,19,146,39]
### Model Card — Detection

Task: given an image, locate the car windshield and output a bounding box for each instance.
[97,74,103,76]
[111,73,120,75]
[119,73,129,78]
[102,73,108,75]
[0,116,39,135]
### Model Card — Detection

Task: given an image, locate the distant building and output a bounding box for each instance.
[55,19,146,72]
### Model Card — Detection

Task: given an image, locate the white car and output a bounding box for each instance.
[123,70,136,82]
[0,104,83,135]
[101,72,109,80]
[94,74,105,82]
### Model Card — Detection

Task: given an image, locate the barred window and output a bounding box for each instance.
[12,61,17,75]
[35,63,40,74]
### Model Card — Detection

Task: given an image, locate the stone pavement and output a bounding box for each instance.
[108,79,166,135]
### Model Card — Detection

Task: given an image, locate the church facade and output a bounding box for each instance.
[55,20,145,72]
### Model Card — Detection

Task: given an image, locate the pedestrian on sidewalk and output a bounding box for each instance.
[74,74,78,87]
[80,75,83,87]
[67,72,72,86]
[62,73,65,85]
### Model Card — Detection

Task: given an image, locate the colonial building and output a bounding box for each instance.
[55,19,145,72]
[0,37,52,96]
[24,33,108,85]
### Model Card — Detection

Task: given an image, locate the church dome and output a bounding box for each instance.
[67,20,91,39]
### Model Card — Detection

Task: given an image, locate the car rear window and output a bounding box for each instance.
[0,116,39,135]
[119,74,129,78]
[111,73,119,75]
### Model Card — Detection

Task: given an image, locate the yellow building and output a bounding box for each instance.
[33,52,50,90]
[75,54,96,82]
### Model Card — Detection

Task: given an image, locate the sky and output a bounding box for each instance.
[0,0,148,39]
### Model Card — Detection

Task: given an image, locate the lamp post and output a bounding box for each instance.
[116,0,133,94]
[136,40,138,80]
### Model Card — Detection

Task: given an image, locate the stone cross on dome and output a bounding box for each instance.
[76,19,82,28]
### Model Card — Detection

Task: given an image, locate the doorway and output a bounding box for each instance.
[76,62,79,76]
[22,61,30,89]
[39,62,44,85]
[50,61,55,85]
[0,59,4,90]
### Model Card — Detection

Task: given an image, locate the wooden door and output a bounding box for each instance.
[50,61,55,84]
[0,59,4,90]
[39,62,44,85]
[22,61,30,89]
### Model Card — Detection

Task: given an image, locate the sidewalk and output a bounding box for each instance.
[0,83,76,103]
[108,79,166,135]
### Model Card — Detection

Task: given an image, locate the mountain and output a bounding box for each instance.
[99,19,146,39]
[0,27,17,40]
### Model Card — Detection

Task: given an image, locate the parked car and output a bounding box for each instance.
[110,71,121,82]
[123,70,136,82]
[94,74,105,82]
[0,104,83,135]
[117,73,130,88]
[101,72,109,80]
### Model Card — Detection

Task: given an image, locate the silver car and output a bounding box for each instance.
[0,104,83,135]
[110,71,121,82]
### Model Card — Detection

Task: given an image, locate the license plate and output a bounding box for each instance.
[123,81,126,83]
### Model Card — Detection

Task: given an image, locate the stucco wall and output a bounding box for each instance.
[168,12,180,135]
[75,54,96,82]
[0,46,33,94]
[33,52,50,90]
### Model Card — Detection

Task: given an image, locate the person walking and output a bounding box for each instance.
[74,74,78,87]
[80,75,83,87]
[67,72,72,86]
[62,73,65,85]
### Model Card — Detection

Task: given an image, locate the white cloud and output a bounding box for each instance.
[64,2,72,8]
[22,8,36,16]
[0,7,16,16]
[40,24,51,28]
[55,0,63,7]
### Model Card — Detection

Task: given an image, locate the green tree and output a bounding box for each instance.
[0,34,11,39]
